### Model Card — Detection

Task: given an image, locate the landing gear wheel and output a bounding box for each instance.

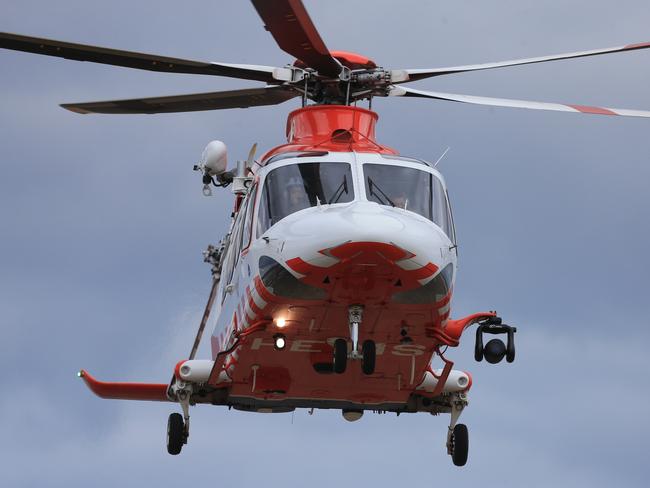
[361,340,376,375]
[333,338,348,374]
[167,412,185,455]
[450,423,469,466]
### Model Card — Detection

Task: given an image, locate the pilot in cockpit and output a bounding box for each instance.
[285,177,309,214]
[392,192,408,210]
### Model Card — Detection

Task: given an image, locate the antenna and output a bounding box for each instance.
[246,143,258,172]
[434,146,451,168]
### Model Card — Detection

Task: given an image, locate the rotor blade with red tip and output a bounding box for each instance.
[388,86,650,118]
[391,41,650,83]
[250,0,341,77]
[61,85,298,114]
[0,32,292,83]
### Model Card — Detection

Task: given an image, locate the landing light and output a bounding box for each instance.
[273,333,287,350]
[275,318,287,328]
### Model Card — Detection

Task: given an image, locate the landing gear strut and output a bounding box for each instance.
[167,383,191,455]
[332,305,376,375]
[348,305,363,359]
[446,391,469,466]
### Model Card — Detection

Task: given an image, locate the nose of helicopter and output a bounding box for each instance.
[281,200,451,257]
[268,201,455,303]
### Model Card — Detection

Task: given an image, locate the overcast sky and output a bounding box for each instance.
[1,1,650,486]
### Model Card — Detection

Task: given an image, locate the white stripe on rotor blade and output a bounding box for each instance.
[390,86,650,118]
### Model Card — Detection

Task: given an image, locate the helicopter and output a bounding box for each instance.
[2,0,650,467]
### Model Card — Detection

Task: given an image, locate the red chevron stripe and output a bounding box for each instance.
[568,104,617,116]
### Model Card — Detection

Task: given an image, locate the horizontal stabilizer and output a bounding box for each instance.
[78,369,170,402]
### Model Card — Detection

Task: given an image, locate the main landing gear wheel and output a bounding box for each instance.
[333,338,347,374]
[450,423,469,466]
[361,340,376,375]
[167,412,185,455]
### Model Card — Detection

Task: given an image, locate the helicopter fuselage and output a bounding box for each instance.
[210,147,459,411]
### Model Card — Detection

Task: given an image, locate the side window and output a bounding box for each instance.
[232,208,245,264]
[257,183,271,237]
[431,177,451,238]
[220,232,235,302]
[223,207,246,289]
[445,190,457,246]
[241,185,257,249]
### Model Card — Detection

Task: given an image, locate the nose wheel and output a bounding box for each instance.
[332,305,376,375]
[361,340,376,375]
[333,338,348,374]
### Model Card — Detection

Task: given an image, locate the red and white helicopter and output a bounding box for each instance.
[3,0,650,466]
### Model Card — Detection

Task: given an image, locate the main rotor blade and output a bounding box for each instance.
[250,0,341,77]
[0,32,292,83]
[61,85,298,114]
[392,41,650,83]
[388,86,650,119]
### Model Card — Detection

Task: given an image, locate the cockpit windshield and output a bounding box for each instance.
[257,162,354,235]
[363,163,452,237]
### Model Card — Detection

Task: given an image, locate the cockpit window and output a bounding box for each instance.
[363,163,452,237]
[257,162,354,235]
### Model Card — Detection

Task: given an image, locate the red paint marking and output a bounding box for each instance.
[285,242,446,305]
[327,241,409,261]
[248,293,264,317]
[406,262,439,280]
[78,370,169,402]
[174,360,186,380]
[567,104,617,116]
[625,42,650,50]
[293,50,377,70]
[286,257,315,274]
[254,276,278,303]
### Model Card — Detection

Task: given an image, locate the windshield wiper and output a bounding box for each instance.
[367,177,396,207]
[328,175,348,204]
